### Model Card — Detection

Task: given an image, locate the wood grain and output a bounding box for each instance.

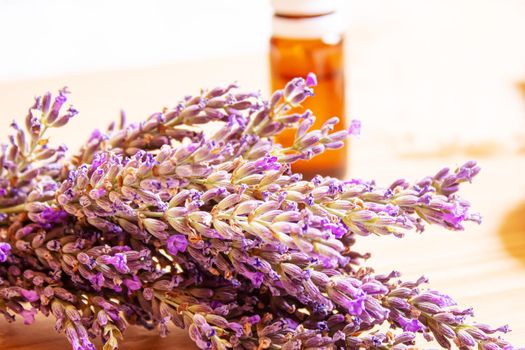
[1,50,525,350]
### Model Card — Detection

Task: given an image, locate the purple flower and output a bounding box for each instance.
[47,89,68,124]
[426,290,457,307]
[475,323,511,334]
[398,317,424,332]
[21,289,39,302]
[348,290,366,315]
[123,276,142,293]
[245,271,265,288]
[394,332,416,344]
[40,207,68,223]
[455,161,480,182]
[361,282,388,295]
[306,193,314,206]
[324,222,347,239]
[437,161,481,196]
[442,201,469,229]
[107,253,129,274]
[167,234,188,256]
[0,242,11,262]
[306,72,318,87]
[87,273,105,290]
[255,155,280,171]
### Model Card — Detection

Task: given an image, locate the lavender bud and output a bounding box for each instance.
[456,329,476,347]
[306,72,317,87]
[47,90,67,124]
[296,115,315,139]
[394,332,416,345]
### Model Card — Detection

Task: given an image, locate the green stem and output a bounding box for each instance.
[17,124,49,172]
[0,203,26,214]
[141,211,164,218]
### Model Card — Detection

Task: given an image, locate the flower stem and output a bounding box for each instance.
[17,124,49,172]
[0,203,26,214]
[141,211,164,218]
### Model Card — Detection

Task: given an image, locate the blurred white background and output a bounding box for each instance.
[1,1,525,345]
[1,0,525,151]
[0,0,272,80]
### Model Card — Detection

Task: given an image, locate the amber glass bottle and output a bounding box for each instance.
[270,0,346,179]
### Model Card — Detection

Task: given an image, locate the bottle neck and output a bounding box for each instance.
[271,0,340,18]
[274,11,335,19]
[272,11,343,39]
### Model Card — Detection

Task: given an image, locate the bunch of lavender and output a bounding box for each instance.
[0,74,515,350]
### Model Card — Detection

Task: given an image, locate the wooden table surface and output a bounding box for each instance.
[1,8,525,346]
[1,59,524,349]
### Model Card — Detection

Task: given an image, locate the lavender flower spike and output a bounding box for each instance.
[0,77,517,350]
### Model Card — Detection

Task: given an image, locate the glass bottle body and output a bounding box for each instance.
[270,32,346,179]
